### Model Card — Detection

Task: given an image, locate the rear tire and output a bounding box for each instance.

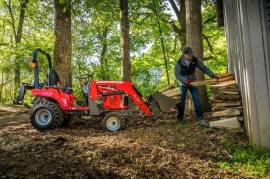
[102,112,126,132]
[30,100,63,130]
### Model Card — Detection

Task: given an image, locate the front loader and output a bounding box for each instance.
[15,49,178,132]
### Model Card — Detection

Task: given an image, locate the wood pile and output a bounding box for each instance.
[209,74,244,128]
[157,73,245,127]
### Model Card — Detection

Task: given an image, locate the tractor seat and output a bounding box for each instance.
[46,68,73,93]
[47,68,60,86]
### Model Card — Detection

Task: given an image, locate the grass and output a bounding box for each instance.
[218,137,270,177]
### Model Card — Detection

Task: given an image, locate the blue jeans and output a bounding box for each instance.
[176,86,204,120]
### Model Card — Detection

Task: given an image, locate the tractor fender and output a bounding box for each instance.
[31,88,75,110]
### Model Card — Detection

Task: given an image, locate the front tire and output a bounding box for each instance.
[102,112,126,132]
[30,101,63,130]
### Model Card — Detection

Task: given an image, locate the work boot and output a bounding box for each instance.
[176,112,185,123]
[198,119,210,127]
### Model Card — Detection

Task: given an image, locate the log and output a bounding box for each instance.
[214,85,239,92]
[212,90,240,97]
[212,88,240,95]
[212,99,241,103]
[212,106,243,112]
[216,73,234,78]
[219,90,240,95]
[212,101,242,108]
[191,75,234,86]
[211,80,236,88]
[210,116,241,129]
[214,93,241,101]
[212,109,241,117]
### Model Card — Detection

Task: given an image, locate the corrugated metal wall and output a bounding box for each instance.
[224,0,270,148]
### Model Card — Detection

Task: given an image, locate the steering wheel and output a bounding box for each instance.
[75,73,93,86]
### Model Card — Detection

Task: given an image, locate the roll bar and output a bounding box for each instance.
[31,48,53,88]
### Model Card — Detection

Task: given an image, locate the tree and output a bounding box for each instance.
[4,0,29,92]
[98,27,109,80]
[53,0,72,86]
[215,0,224,27]
[119,0,131,81]
[185,0,211,111]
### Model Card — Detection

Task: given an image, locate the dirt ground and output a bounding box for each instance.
[0,105,248,178]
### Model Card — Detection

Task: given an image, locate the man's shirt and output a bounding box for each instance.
[174,57,215,86]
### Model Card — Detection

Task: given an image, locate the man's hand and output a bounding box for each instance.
[184,80,192,87]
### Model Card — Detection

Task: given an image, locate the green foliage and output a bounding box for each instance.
[0,0,228,103]
[219,139,270,177]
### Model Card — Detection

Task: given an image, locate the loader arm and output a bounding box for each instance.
[92,81,153,116]
[122,85,153,116]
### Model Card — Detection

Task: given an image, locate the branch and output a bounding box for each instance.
[129,14,151,25]
[168,0,181,23]
[203,56,214,61]
[202,34,213,53]
[16,0,29,43]
[203,15,216,24]
[3,0,16,40]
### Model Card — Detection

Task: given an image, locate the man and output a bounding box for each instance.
[174,47,218,127]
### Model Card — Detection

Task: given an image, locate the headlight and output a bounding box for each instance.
[30,62,37,69]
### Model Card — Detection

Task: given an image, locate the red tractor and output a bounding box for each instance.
[15,49,177,131]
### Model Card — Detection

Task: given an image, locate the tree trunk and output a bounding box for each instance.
[0,67,4,101]
[14,0,28,91]
[215,0,224,27]
[53,0,72,86]
[99,27,108,80]
[119,0,131,81]
[185,0,211,112]
[179,0,186,46]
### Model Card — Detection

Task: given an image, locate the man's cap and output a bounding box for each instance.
[182,47,193,55]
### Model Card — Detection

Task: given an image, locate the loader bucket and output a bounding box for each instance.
[149,92,179,113]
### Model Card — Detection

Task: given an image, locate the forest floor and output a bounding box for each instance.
[0,105,269,178]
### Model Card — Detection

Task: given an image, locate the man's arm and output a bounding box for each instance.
[196,59,216,78]
[174,62,185,83]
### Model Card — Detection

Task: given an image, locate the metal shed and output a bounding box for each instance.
[223,0,270,148]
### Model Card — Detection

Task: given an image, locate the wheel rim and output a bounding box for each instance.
[35,109,52,126]
[106,116,121,132]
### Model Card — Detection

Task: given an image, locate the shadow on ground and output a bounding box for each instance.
[0,105,248,178]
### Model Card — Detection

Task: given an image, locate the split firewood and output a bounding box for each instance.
[212,90,240,97]
[211,80,237,88]
[212,109,241,117]
[213,94,241,101]
[212,99,241,103]
[212,106,243,112]
[211,87,240,95]
[210,116,241,129]
[218,90,240,95]
[216,73,234,78]
[212,101,242,108]
[191,75,234,86]
[213,85,239,92]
